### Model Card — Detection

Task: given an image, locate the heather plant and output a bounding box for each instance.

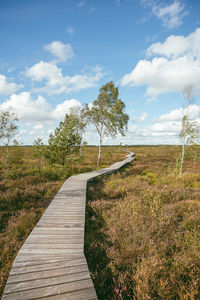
[0,145,125,297]
[85,145,200,299]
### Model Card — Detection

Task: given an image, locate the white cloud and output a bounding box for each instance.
[138,112,148,122]
[33,124,44,130]
[121,28,200,100]
[44,41,74,62]
[66,26,74,35]
[151,121,180,133]
[26,61,103,95]
[0,92,83,122]
[51,99,82,120]
[140,0,187,29]
[0,74,23,95]
[147,28,200,59]
[154,1,186,29]
[157,104,200,122]
[146,104,200,143]
[0,92,51,121]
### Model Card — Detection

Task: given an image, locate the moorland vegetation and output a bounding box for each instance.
[0,144,124,296]
[0,81,200,298]
[85,145,200,299]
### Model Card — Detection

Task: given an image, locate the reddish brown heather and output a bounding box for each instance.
[0,145,124,297]
[85,145,200,299]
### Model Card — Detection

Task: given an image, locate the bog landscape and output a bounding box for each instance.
[1,0,200,299]
[1,80,200,299]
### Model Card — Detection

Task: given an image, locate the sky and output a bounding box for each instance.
[0,0,200,145]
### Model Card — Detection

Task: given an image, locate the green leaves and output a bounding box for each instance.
[87,81,129,165]
[0,111,18,144]
[48,112,82,166]
[180,115,200,145]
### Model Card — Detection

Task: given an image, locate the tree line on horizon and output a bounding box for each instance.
[0,81,200,174]
[0,81,129,168]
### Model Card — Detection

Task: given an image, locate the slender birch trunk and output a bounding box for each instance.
[179,141,185,177]
[97,137,102,166]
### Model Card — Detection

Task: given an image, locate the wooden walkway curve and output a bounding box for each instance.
[3,151,135,300]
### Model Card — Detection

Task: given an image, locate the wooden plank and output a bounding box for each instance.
[8,264,89,283]
[2,278,94,299]
[11,259,87,275]
[21,244,83,249]
[38,219,85,224]
[4,272,91,293]
[15,254,84,263]
[3,151,135,299]
[41,216,85,220]
[31,228,84,234]
[20,249,83,254]
[26,236,83,244]
[36,223,84,228]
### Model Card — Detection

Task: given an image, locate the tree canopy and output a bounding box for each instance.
[87,81,129,165]
[48,112,82,166]
[0,111,18,145]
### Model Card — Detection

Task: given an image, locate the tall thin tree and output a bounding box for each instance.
[87,81,129,166]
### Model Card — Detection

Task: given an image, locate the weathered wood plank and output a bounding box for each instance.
[36,223,84,228]
[2,278,94,299]
[8,264,89,283]
[11,259,87,275]
[3,151,134,299]
[21,244,83,249]
[15,253,84,263]
[4,272,91,293]
[31,228,84,234]
[26,236,84,244]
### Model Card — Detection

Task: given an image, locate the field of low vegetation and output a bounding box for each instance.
[85,145,200,299]
[0,145,124,297]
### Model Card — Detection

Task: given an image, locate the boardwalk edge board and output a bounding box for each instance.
[3,151,135,299]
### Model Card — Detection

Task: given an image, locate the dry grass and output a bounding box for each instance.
[0,145,124,296]
[85,145,200,299]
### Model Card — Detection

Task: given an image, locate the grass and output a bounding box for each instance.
[0,145,124,297]
[84,145,200,299]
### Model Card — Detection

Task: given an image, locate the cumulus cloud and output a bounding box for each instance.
[151,121,180,133]
[0,92,83,122]
[44,41,74,62]
[147,104,200,142]
[51,99,82,120]
[147,28,200,59]
[26,61,103,95]
[0,74,23,95]
[121,28,200,100]
[0,92,51,121]
[157,104,200,122]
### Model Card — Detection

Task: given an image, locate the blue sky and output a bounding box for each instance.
[0,0,200,145]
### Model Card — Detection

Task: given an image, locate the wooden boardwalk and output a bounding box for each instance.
[3,151,135,300]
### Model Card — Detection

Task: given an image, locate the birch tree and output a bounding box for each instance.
[179,115,199,176]
[87,81,129,166]
[33,138,44,173]
[179,85,200,177]
[69,105,88,157]
[0,111,18,163]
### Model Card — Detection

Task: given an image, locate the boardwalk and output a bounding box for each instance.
[3,151,135,300]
